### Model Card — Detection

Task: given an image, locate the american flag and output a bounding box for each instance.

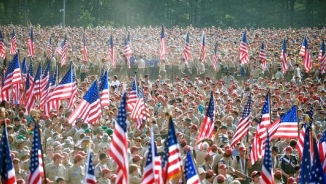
[250,93,270,164]
[183,32,191,65]
[212,41,218,71]
[27,28,35,58]
[196,92,215,142]
[160,26,167,60]
[40,72,52,108]
[299,125,312,183]
[67,80,101,124]
[24,73,33,111]
[200,33,206,63]
[280,39,288,73]
[127,76,138,111]
[260,130,273,184]
[28,121,44,184]
[299,36,307,57]
[124,33,132,68]
[231,94,252,147]
[296,123,306,158]
[184,150,200,184]
[40,61,50,92]
[130,86,149,122]
[99,70,110,107]
[318,130,326,173]
[299,36,312,73]
[44,69,57,115]
[9,28,17,54]
[318,41,326,74]
[108,35,117,68]
[48,66,75,102]
[260,41,267,70]
[273,106,298,138]
[309,131,326,183]
[32,65,42,98]
[81,34,88,62]
[142,128,162,184]
[110,93,129,184]
[21,57,27,84]
[56,34,68,66]
[0,124,16,184]
[67,65,77,110]
[46,37,52,59]
[1,53,21,101]
[84,151,96,184]
[239,31,249,65]
[162,117,182,183]
[28,59,34,84]
[0,30,5,59]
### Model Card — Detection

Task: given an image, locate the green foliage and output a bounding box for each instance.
[0,0,325,28]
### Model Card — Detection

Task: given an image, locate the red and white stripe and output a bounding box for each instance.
[27,150,44,184]
[280,52,288,73]
[27,39,35,58]
[200,33,205,63]
[230,116,250,147]
[108,45,116,69]
[239,43,249,64]
[110,95,128,184]
[67,92,99,124]
[130,98,149,120]
[296,126,306,158]
[100,88,110,107]
[10,33,17,54]
[272,121,299,139]
[160,27,167,60]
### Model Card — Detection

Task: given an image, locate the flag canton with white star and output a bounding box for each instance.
[308,105,313,125]
[28,60,34,76]
[83,81,100,104]
[260,93,270,115]
[87,153,95,176]
[184,150,200,183]
[299,126,312,183]
[281,106,297,122]
[206,92,214,119]
[309,133,326,183]
[261,130,273,184]
[241,94,252,119]
[22,58,27,74]
[117,93,127,131]
[0,125,15,182]
[33,65,42,82]
[99,71,109,91]
[29,123,41,173]
[241,31,247,43]
[320,130,326,143]
[161,27,165,39]
[166,118,178,151]
[282,39,287,53]
[42,61,51,79]
[59,67,73,85]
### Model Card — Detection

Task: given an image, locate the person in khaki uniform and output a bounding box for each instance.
[129,164,141,184]
[13,158,27,182]
[45,153,66,181]
[97,168,111,184]
[66,154,85,184]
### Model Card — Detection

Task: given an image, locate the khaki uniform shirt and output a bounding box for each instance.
[66,165,85,184]
[45,163,66,181]
[97,177,111,184]
[129,174,142,184]
[15,169,27,181]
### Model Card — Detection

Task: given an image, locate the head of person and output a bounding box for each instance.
[251,171,261,183]
[218,164,227,175]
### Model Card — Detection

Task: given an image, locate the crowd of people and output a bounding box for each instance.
[0,25,326,184]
